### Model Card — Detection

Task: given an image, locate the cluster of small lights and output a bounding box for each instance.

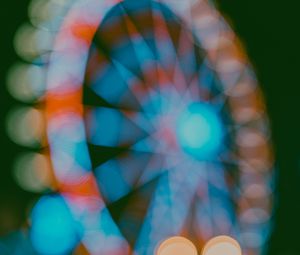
[6,0,74,194]
[6,0,274,255]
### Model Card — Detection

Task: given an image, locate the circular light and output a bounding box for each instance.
[13,23,38,60]
[13,153,53,192]
[6,63,46,102]
[6,107,45,147]
[13,22,54,61]
[202,236,241,255]
[176,103,223,159]
[156,236,198,255]
[28,0,67,29]
[30,195,78,255]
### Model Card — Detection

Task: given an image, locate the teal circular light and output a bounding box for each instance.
[30,195,78,255]
[176,103,223,159]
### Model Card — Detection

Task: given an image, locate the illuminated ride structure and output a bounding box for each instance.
[6,0,274,254]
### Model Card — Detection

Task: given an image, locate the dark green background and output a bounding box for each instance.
[1,1,299,254]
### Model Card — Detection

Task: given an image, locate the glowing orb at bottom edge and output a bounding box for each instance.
[30,195,79,255]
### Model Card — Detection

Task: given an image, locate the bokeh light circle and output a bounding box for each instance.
[30,195,79,255]
[6,106,45,147]
[176,103,223,159]
[202,236,242,255]
[156,236,198,255]
[13,153,53,193]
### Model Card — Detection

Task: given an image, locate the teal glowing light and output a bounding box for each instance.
[176,103,223,159]
[30,195,78,255]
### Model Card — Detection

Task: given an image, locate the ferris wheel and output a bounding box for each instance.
[7,0,274,254]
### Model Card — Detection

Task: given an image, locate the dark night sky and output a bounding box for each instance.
[0,0,34,236]
[1,1,300,254]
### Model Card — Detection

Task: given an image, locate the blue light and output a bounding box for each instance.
[88,107,121,147]
[176,103,223,159]
[30,196,78,255]
[95,160,131,203]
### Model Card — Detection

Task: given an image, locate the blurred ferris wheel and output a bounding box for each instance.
[6,0,275,254]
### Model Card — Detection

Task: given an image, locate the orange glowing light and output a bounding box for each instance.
[202,236,242,255]
[156,236,198,255]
